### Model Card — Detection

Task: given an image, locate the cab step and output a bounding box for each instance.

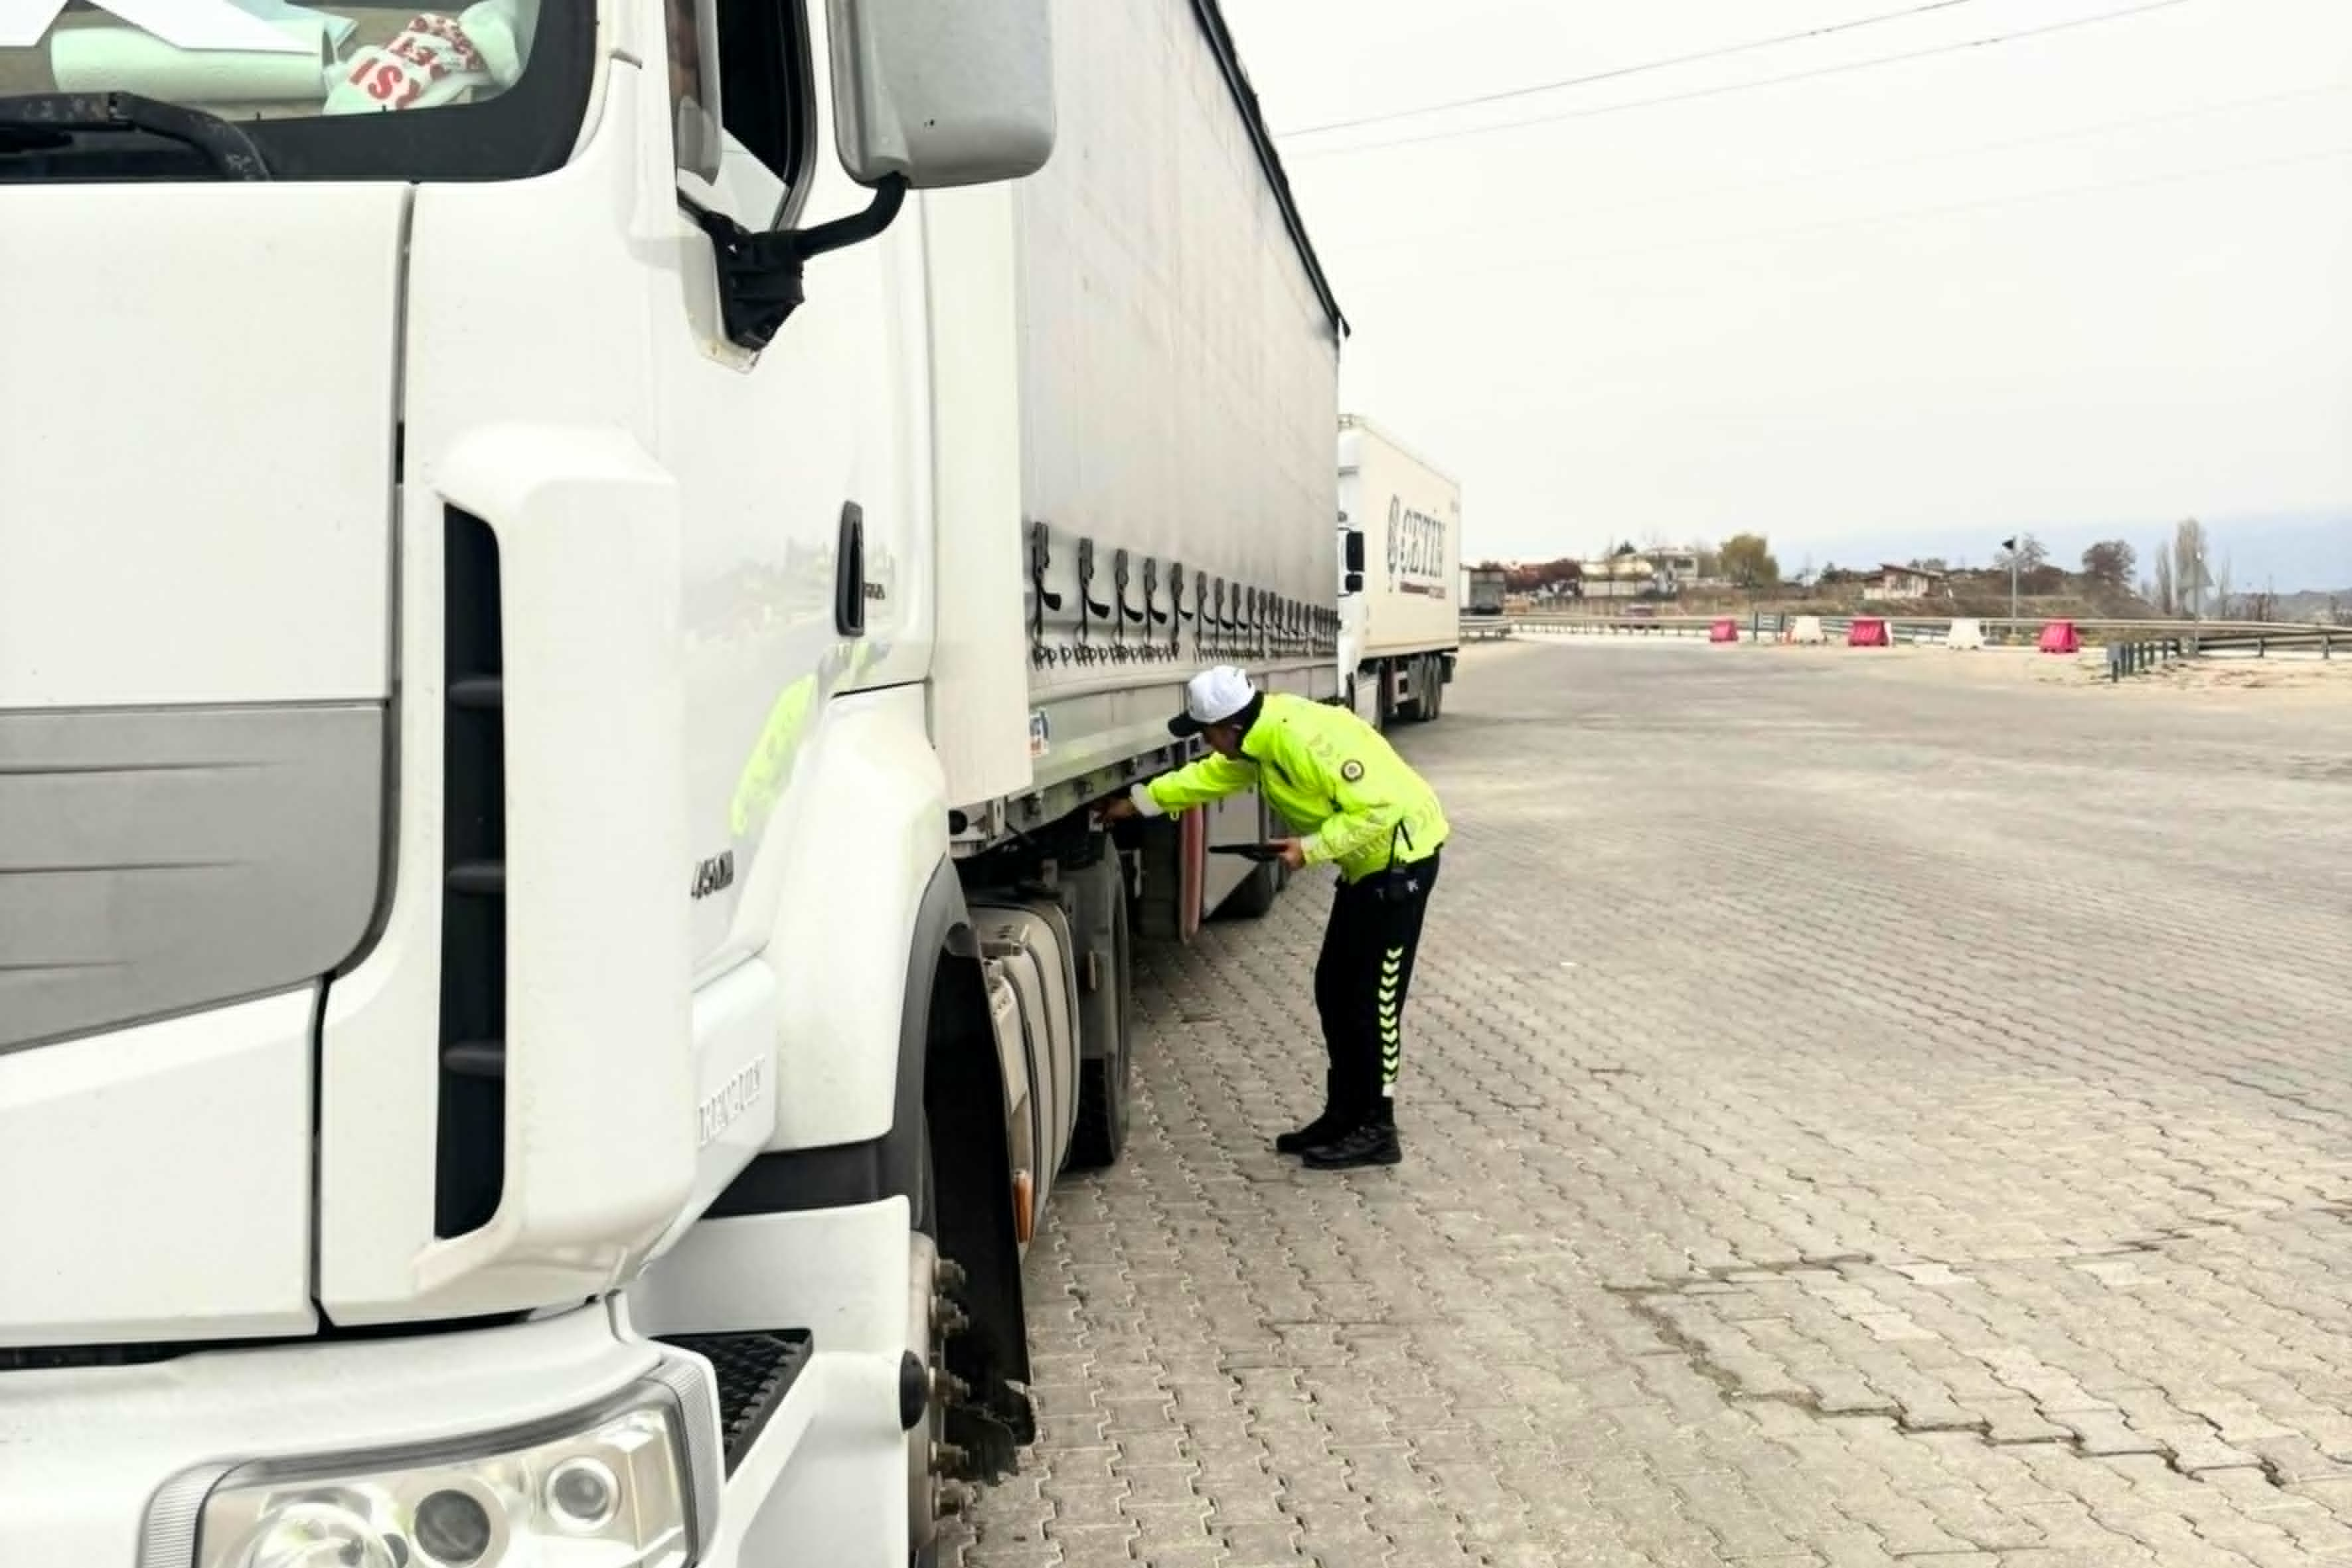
[659,1329,815,1474]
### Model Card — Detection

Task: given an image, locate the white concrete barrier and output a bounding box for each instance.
[1788,615,1828,646]
[1946,617,1986,651]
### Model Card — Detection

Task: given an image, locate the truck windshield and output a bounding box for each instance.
[0,0,589,181]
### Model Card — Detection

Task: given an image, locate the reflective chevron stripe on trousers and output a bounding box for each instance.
[1311,853,1441,1131]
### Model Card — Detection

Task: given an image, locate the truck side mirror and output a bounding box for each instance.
[1343,572,1364,593]
[828,0,1058,189]
[699,0,1056,351]
[1344,530,1366,574]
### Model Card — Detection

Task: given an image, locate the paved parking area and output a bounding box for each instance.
[957,640,2352,1568]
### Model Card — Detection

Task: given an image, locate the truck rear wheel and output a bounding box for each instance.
[1395,657,1429,724]
[1067,880,1133,1170]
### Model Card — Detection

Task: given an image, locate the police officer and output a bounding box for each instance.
[1101,666,1449,1169]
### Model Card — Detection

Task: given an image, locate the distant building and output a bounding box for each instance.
[1651,548,1705,589]
[1577,553,1655,600]
[1577,547,1711,597]
[1862,563,1951,601]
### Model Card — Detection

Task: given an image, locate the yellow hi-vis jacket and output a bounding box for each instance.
[1131,692,1449,884]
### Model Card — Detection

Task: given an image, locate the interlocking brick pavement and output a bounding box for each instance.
[954,641,2352,1568]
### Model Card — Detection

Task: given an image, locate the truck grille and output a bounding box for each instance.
[435,510,507,1237]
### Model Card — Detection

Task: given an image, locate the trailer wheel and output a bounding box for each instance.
[1423,664,1445,722]
[1067,887,1133,1170]
[1220,858,1280,919]
[1217,793,1284,920]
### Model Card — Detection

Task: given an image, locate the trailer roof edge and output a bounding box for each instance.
[1188,0,1350,341]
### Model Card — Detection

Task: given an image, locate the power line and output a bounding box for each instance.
[1337,141,2352,293]
[1339,81,2351,258]
[1281,0,1987,139]
[1293,0,2205,161]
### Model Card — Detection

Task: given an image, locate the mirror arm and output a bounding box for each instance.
[693,175,911,352]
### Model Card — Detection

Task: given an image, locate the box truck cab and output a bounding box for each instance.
[1336,415,1464,727]
[1466,568,1508,618]
[0,0,1344,1562]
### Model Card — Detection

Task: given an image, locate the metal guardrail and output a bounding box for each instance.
[2108,637,2190,680]
[1485,611,2342,656]
[2181,625,2340,657]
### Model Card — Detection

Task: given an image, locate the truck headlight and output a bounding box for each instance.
[154,1375,714,1568]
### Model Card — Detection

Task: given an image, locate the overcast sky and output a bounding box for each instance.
[1223,0,2352,589]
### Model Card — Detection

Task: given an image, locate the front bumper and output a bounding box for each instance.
[0,1303,688,1565]
[1,1214,924,1568]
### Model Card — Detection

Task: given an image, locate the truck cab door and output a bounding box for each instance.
[658,0,925,977]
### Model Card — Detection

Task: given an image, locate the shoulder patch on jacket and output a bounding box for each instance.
[1340,759,1365,782]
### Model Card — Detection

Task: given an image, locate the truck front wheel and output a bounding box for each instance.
[907,1123,945,1567]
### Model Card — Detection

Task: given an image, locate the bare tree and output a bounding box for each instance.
[1995,534,2049,574]
[2171,518,2209,617]
[2151,548,2175,615]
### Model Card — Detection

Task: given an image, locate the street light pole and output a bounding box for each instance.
[2001,536,2019,637]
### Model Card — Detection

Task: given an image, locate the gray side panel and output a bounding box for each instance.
[0,704,386,1052]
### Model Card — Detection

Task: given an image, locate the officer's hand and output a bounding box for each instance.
[1271,838,1307,870]
[1098,797,1139,824]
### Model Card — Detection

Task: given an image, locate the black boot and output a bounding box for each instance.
[1275,1075,1352,1154]
[1303,1120,1401,1170]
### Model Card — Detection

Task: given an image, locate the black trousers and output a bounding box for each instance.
[1312,853,1440,1127]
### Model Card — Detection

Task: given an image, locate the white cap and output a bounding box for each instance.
[1168,665,1255,736]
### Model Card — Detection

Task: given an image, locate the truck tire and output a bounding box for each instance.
[1424,663,1445,722]
[1215,792,1285,921]
[1395,658,1429,724]
[909,1119,943,1568]
[1067,888,1133,1170]
[1219,858,1279,919]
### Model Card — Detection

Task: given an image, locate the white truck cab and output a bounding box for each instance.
[1,0,1346,1563]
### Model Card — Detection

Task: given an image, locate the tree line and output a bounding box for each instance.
[1472,518,2315,619]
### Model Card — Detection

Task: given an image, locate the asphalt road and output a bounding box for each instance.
[955,639,2352,1568]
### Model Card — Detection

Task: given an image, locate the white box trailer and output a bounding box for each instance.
[0,0,1342,1562]
[1337,415,1464,725]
